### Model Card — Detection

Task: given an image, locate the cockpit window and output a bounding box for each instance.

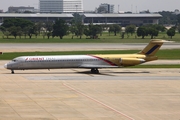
[12,60,17,62]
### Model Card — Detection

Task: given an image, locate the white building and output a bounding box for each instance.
[39,0,83,13]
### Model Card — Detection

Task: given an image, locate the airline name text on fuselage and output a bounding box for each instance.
[25,57,59,61]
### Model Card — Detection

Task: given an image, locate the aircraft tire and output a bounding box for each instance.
[91,68,99,74]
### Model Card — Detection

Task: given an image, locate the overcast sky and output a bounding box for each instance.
[0,0,180,12]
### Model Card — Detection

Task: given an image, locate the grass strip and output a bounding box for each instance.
[130,65,180,68]
[0,49,180,60]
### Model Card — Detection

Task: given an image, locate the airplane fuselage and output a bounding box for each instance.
[4,54,150,70]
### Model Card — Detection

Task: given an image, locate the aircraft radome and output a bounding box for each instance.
[4,39,170,74]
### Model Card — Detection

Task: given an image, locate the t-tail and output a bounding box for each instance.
[138,39,170,56]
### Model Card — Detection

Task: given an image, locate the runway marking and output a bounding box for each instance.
[63,83,135,120]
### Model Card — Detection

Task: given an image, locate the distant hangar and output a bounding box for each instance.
[0,13,74,23]
[0,13,162,26]
[83,13,162,26]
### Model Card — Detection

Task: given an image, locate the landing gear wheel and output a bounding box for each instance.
[91,68,99,74]
[11,70,14,74]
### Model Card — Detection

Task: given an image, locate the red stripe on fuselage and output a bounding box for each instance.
[88,55,117,66]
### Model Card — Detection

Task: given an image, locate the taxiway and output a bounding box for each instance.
[0,61,180,120]
[0,42,179,52]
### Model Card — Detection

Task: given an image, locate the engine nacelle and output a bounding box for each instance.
[120,58,145,66]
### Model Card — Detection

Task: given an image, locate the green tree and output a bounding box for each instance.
[148,27,159,39]
[52,19,68,39]
[33,25,39,38]
[145,25,159,39]
[177,14,180,24]
[69,19,77,39]
[137,26,148,39]
[75,22,84,39]
[45,21,53,32]
[84,24,101,39]
[153,24,166,32]
[44,21,53,39]
[22,25,36,39]
[0,26,6,33]
[84,25,90,37]
[121,32,125,39]
[46,32,52,39]
[42,31,47,39]
[108,25,114,36]
[167,27,176,39]
[27,26,34,39]
[2,18,33,29]
[113,24,121,36]
[35,22,43,35]
[1,18,34,39]
[23,27,30,39]
[8,26,22,39]
[159,11,177,25]
[69,24,77,39]
[125,24,136,36]
[109,24,121,36]
[100,24,108,36]
[177,25,180,33]
[17,29,23,39]
[71,14,84,39]
[72,13,83,24]
[4,31,11,39]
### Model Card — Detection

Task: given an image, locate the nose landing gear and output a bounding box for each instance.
[11,70,14,74]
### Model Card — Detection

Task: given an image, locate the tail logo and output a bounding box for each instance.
[146,45,160,55]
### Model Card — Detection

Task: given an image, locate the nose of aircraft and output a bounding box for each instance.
[4,64,7,69]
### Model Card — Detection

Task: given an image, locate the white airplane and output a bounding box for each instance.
[4,39,168,74]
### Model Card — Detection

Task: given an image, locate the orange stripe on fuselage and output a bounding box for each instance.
[88,55,117,66]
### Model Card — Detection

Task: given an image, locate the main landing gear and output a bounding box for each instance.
[91,68,99,74]
[11,70,14,74]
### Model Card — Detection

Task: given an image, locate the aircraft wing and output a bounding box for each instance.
[79,64,118,68]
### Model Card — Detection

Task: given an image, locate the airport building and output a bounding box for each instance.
[0,13,74,23]
[83,13,162,26]
[39,0,83,13]
[8,6,36,13]
[0,13,162,26]
[98,3,114,13]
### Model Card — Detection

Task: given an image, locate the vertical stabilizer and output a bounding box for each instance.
[138,39,169,56]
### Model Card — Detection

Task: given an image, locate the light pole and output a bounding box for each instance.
[75,4,78,23]
[75,4,78,13]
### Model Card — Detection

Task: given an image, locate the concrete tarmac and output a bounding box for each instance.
[0,61,180,120]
